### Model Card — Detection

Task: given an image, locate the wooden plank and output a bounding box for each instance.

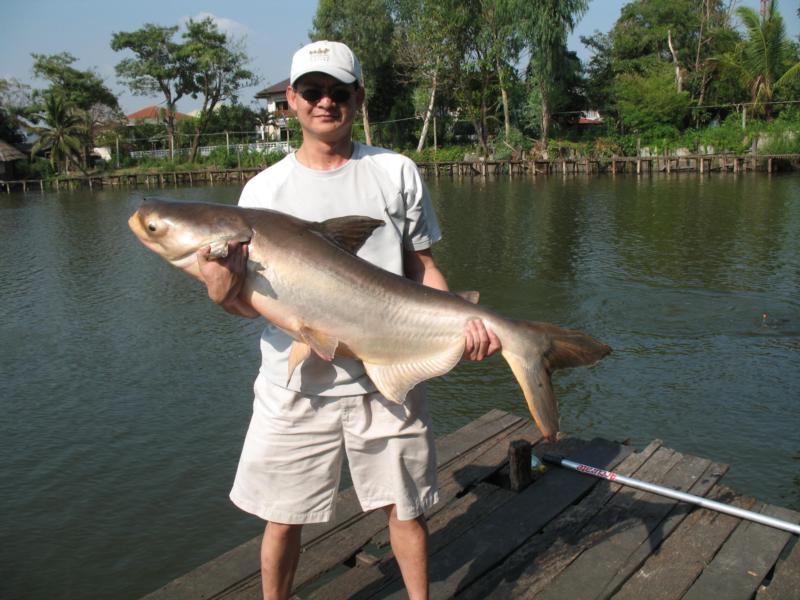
[435,409,523,468]
[371,420,541,548]
[458,440,663,600]
[140,537,262,600]
[305,482,516,599]
[756,535,800,600]
[682,504,797,600]
[597,459,729,598]
[476,445,681,599]
[286,417,533,599]
[143,410,523,600]
[379,437,633,599]
[218,413,531,599]
[534,451,721,600]
[612,485,756,600]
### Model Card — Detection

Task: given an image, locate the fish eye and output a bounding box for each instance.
[147,222,157,232]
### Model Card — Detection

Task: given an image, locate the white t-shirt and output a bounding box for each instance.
[239,142,442,396]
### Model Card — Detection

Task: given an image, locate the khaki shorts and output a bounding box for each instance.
[229,375,439,524]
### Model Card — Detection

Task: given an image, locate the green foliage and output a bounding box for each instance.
[401,145,472,162]
[29,94,88,175]
[731,0,797,118]
[31,52,119,112]
[492,127,532,159]
[15,157,55,180]
[615,63,692,132]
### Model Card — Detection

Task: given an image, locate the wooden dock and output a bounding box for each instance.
[0,168,264,193]
[416,153,800,177]
[143,410,798,599]
[3,153,800,193]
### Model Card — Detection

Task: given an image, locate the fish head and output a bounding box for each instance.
[128,198,252,269]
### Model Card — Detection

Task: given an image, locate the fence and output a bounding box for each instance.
[129,141,292,159]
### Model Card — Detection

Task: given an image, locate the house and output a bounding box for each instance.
[254,78,292,141]
[0,140,26,179]
[126,105,190,125]
[578,110,603,125]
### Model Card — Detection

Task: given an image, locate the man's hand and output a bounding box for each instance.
[197,241,252,312]
[463,319,501,361]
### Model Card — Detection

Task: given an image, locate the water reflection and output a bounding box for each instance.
[1,174,798,600]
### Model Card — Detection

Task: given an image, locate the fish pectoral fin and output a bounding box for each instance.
[208,239,230,258]
[317,216,385,254]
[456,291,480,304]
[287,341,312,382]
[298,327,339,362]
[363,343,464,404]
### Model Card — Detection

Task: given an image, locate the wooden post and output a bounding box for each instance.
[508,440,532,492]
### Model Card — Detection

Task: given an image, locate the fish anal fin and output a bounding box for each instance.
[298,326,339,362]
[364,343,464,404]
[503,350,559,441]
[317,216,385,254]
[498,319,611,441]
[456,291,480,304]
[287,341,312,383]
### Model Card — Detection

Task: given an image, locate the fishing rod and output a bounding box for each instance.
[542,454,800,536]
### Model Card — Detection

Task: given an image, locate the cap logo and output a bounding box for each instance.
[309,47,330,64]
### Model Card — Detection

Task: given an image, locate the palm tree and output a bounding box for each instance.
[734,0,800,119]
[30,94,87,175]
[514,0,589,144]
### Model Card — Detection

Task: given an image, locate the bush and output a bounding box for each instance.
[15,158,54,180]
[401,145,473,163]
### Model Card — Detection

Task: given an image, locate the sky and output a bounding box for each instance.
[2,0,798,116]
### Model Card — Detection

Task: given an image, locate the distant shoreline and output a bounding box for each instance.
[3,153,799,193]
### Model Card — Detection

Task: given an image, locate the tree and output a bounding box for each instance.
[608,0,740,126]
[31,52,119,112]
[392,0,471,151]
[311,0,394,145]
[515,0,589,143]
[615,62,691,134]
[30,52,121,167]
[29,94,87,175]
[0,78,32,143]
[729,0,800,119]
[580,32,615,113]
[181,17,257,161]
[480,0,524,140]
[112,24,193,158]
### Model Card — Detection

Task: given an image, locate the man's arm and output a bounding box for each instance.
[404,248,500,361]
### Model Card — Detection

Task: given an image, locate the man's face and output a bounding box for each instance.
[287,73,364,143]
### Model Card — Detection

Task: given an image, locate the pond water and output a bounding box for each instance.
[1,173,798,599]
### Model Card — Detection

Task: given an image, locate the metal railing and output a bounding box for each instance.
[130,141,292,159]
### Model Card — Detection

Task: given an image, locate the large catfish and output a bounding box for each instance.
[128,198,611,440]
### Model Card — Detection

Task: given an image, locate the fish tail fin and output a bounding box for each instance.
[499,320,611,441]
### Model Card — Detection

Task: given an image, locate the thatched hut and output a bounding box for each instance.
[0,140,26,179]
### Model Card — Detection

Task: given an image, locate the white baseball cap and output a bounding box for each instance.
[290,41,362,87]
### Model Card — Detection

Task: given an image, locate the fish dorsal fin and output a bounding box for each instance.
[298,326,339,362]
[317,216,385,254]
[363,341,465,404]
[457,291,480,304]
[287,341,312,383]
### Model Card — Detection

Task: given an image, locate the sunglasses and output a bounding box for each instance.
[298,87,353,104]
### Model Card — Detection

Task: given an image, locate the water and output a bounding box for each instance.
[1,174,798,599]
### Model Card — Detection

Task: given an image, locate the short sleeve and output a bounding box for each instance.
[403,161,442,251]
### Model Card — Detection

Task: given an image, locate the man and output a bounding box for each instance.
[197,41,499,600]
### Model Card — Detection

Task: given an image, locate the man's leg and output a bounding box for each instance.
[261,521,303,600]
[384,505,429,600]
